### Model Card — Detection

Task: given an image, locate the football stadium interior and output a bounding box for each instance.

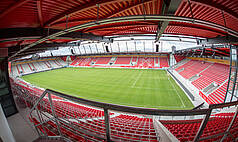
[0,0,238,142]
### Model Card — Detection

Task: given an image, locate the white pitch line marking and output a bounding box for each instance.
[168,77,185,108]
[131,71,143,88]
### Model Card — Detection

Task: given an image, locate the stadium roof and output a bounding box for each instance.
[0,0,237,58]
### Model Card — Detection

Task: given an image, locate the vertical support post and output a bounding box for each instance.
[161,42,163,52]
[96,4,100,23]
[230,47,238,102]
[224,45,233,102]
[95,44,99,53]
[104,108,111,141]
[152,41,154,52]
[110,43,112,52]
[66,15,68,29]
[193,109,212,142]
[47,25,50,36]
[126,42,129,53]
[102,43,106,53]
[78,44,81,55]
[144,41,146,52]
[117,42,120,52]
[89,45,93,54]
[134,40,137,52]
[187,0,194,19]
[48,94,62,136]
[28,91,47,115]
[83,45,86,54]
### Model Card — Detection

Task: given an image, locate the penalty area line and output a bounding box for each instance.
[131,71,143,88]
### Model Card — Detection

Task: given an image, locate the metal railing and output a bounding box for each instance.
[11,80,238,142]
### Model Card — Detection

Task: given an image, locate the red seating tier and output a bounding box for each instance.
[95,57,112,64]
[191,63,229,90]
[174,55,186,62]
[159,57,169,67]
[161,113,237,142]
[179,60,212,79]
[114,57,131,64]
[175,60,194,71]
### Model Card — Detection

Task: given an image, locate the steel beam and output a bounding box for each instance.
[198,35,238,45]
[8,15,238,59]
[43,0,124,26]
[210,47,229,55]
[0,28,111,43]
[155,0,182,42]
[104,108,111,141]
[191,0,238,19]
[37,0,43,27]
[51,0,153,26]
[0,0,31,19]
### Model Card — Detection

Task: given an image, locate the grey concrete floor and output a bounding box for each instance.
[7,110,38,142]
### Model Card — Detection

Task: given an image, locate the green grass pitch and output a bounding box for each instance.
[22,68,194,109]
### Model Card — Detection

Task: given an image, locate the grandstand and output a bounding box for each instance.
[0,0,237,142]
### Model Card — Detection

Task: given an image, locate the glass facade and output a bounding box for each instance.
[37,36,198,57]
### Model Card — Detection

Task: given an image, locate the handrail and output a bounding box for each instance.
[46,89,209,116]
[192,102,205,110]
[12,81,238,142]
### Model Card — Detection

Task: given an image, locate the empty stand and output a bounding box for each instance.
[27,63,33,71]
[174,55,186,63]
[11,58,66,77]
[179,60,212,79]
[159,57,169,68]
[161,113,238,142]
[109,115,157,141]
[95,57,112,64]
[114,57,131,64]
[137,57,155,68]
[175,60,195,72]
[192,63,229,90]
[174,60,230,104]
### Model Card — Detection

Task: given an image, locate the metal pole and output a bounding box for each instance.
[104,108,111,141]
[224,45,233,103]
[66,15,68,29]
[89,45,93,54]
[193,109,212,142]
[96,4,100,23]
[126,42,129,53]
[152,41,154,52]
[48,94,63,136]
[95,44,99,53]
[144,41,146,52]
[78,45,81,55]
[110,43,112,52]
[28,91,47,116]
[117,42,120,52]
[134,41,137,52]
[83,45,86,54]
[230,47,238,102]
[187,0,194,19]
[220,106,238,141]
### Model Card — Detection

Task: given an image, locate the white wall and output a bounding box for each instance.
[0,105,15,142]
